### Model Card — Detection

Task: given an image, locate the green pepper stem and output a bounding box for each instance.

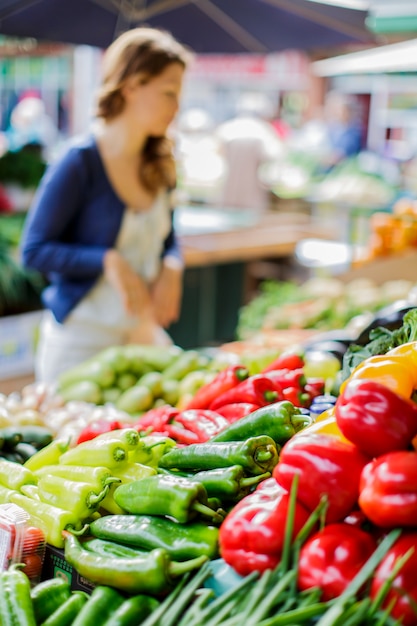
[255,448,273,463]
[65,523,89,536]
[104,477,122,486]
[292,413,312,432]
[168,555,208,578]
[264,391,278,402]
[240,471,271,489]
[192,502,224,523]
[87,484,110,507]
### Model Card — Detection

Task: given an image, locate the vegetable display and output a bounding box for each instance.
[4,328,417,624]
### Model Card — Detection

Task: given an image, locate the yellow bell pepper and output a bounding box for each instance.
[340,354,414,399]
[294,413,349,442]
[386,342,417,382]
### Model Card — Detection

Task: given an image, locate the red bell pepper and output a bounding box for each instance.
[335,378,417,457]
[298,522,378,601]
[359,450,417,528]
[370,531,417,626]
[273,433,370,523]
[262,352,305,373]
[219,477,311,576]
[76,419,124,444]
[173,409,229,442]
[184,365,249,410]
[209,374,279,411]
[215,402,262,423]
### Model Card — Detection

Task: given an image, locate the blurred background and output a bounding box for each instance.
[3,0,417,387]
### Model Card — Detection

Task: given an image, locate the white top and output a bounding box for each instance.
[68,190,171,331]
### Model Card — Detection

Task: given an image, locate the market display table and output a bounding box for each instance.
[169,206,336,348]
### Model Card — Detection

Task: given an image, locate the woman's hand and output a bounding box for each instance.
[151,258,183,328]
[103,249,153,316]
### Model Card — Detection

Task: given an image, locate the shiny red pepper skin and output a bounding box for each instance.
[184,365,249,410]
[263,368,307,393]
[135,406,200,445]
[209,374,278,411]
[370,532,417,626]
[273,433,370,523]
[282,386,311,408]
[219,477,311,576]
[215,403,262,423]
[335,378,417,457]
[76,419,124,444]
[359,450,417,528]
[298,523,378,601]
[262,353,305,373]
[173,409,229,442]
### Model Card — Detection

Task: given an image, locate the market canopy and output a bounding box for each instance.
[0,0,374,54]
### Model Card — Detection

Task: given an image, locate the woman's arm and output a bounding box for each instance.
[21,146,109,279]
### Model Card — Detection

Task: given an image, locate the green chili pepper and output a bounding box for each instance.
[187,464,271,500]
[63,531,208,595]
[113,474,223,524]
[158,435,279,476]
[71,586,124,626]
[9,492,83,548]
[161,350,204,381]
[41,591,89,626]
[34,465,118,489]
[23,438,70,472]
[30,577,72,624]
[89,514,220,561]
[101,594,160,626]
[128,436,176,467]
[36,475,113,519]
[99,462,157,514]
[94,428,140,450]
[83,537,149,559]
[59,438,128,468]
[209,400,312,446]
[0,564,36,626]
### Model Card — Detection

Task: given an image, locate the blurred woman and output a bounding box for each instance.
[21,27,192,383]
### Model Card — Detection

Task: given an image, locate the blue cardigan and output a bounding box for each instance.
[21,134,181,323]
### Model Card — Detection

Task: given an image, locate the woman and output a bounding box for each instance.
[21,28,192,383]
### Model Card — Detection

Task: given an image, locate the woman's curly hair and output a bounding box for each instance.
[96,27,192,192]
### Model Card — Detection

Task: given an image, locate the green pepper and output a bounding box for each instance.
[0,564,36,626]
[63,531,208,595]
[83,537,149,559]
[128,436,176,467]
[99,461,158,514]
[9,492,83,548]
[209,400,312,446]
[101,594,160,626]
[59,437,128,468]
[161,350,205,381]
[94,428,140,450]
[71,586,124,626]
[187,464,271,500]
[41,591,89,626]
[0,459,36,491]
[89,514,219,561]
[158,435,279,476]
[113,474,223,524]
[36,474,112,519]
[34,465,118,489]
[30,577,72,624]
[23,438,70,472]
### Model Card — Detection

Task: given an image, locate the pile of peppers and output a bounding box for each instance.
[127,356,324,445]
[218,340,417,626]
